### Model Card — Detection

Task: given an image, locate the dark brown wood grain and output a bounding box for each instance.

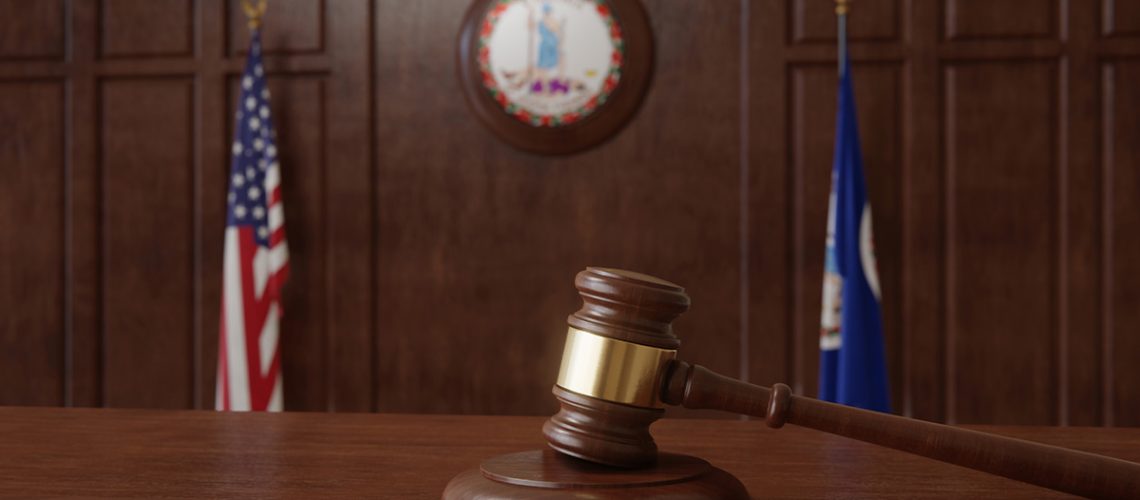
[100,0,194,57]
[544,268,1140,498]
[375,0,744,416]
[0,81,65,405]
[0,0,65,59]
[1,407,1140,498]
[943,0,1058,41]
[444,450,748,499]
[2,0,1140,425]
[946,61,1059,425]
[1107,59,1140,426]
[101,78,196,409]
[790,0,899,43]
[1104,0,1140,37]
[663,360,1140,499]
[566,267,690,349]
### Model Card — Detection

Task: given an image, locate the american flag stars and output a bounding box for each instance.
[226,57,279,247]
[216,30,290,412]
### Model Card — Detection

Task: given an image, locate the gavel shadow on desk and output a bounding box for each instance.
[444,267,1140,499]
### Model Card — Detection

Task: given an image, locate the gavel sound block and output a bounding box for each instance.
[444,267,1140,499]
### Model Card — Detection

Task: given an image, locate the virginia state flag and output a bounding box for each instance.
[817,54,891,412]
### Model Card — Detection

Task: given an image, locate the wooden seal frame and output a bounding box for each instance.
[455,0,653,155]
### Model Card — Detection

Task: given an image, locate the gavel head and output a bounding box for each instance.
[542,267,690,468]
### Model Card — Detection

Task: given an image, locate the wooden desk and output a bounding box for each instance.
[0,407,1137,498]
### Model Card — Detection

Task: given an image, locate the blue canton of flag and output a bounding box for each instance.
[817,49,891,413]
[216,31,290,412]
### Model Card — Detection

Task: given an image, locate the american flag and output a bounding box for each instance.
[216,31,289,411]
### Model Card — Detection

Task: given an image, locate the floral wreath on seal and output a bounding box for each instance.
[477,0,625,127]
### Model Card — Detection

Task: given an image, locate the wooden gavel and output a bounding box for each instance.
[543,267,1140,499]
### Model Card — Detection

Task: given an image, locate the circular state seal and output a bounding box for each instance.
[478,0,624,127]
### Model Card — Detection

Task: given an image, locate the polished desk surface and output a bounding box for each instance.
[1,407,1138,498]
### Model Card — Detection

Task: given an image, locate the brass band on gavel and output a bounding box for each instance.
[555,327,676,409]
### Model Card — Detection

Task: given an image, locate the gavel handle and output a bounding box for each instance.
[661,360,1140,499]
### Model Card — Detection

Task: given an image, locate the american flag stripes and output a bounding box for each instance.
[216,31,289,411]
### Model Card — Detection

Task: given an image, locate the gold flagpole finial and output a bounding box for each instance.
[241,0,268,30]
[835,0,851,16]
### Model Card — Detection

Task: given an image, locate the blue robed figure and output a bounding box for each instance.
[536,4,560,70]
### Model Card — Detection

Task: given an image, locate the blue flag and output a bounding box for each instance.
[817,52,891,412]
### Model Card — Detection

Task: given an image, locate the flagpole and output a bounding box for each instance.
[836,0,849,77]
[219,0,289,412]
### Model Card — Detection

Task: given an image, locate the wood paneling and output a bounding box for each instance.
[227,0,324,55]
[68,0,103,409]
[1061,2,1104,427]
[1105,60,1140,426]
[894,0,944,423]
[1,0,1140,424]
[0,82,65,405]
[321,0,374,412]
[374,0,742,416]
[0,0,64,59]
[791,0,898,44]
[1102,0,1140,38]
[100,0,195,58]
[5,408,1140,498]
[271,77,329,412]
[945,0,1057,41]
[745,0,791,394]
[101,78,196,408]
[944,62,1058,424]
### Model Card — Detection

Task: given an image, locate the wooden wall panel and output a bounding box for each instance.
[0,0,64,59]
[101,78,196,408]
[67,0,103,409]
[273,78,329,412]
[2,0,1140,423]
[745,0,791,393]
[790,0,898,44]
[944,0,1058,41]
[1058,2,1103,428]
[1105,60,1140,426]
[320,0,374,412]
[100,0,194,58]
[0,82,65,405]
[896,0,945,423]
[944,62,1059,424]
[227,0,324,55]
[375,0,742,415]
[1102,0,1140,38]
[787,65,835,397]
